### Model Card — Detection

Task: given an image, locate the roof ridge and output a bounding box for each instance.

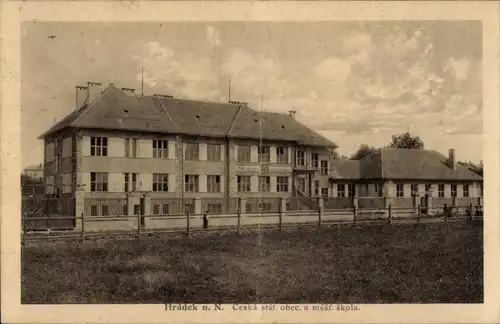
[154,96,178,126]
[146,94,240,107]
[227,104,244,136]
[71,84,113,127]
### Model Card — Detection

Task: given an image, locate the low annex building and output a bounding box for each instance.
[328,148,483,211]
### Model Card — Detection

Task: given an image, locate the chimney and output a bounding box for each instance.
[75,85,88,109]
[228,100,247,106]
[153,94,173,99]
[121,87,135,95]
[289,110,296,118]
[87,81,103,105]
[449,148,456,170]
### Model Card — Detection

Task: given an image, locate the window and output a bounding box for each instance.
[90,205,98,216]
[258,145,270,162]
[162,204,169,215]
[314,180,320,196]
[238,145,251,162]
[411,184,419,196]
[125,139,130,157]
[55,154,60,172]
[153,140,168,159]
[207,175,221,193]
[90,172,108,192]
[185,175,199,192]
[237,176,251,192]
[153,204,160,215]
[396,184,404,197]
[122,205,128,216]
[184,142,199,160]
[185,203,195,214]
[425,184,432,193]
[320,160,328,175]
[312,153,319,167]
[101,205,109,216]
[451,184,457,198]
[321,188,329,197]
[463,184,469,197]
[276,146,288,164]
[347,184,355,197]
[207,144,221,161]
[207,203,222,213]
[337,184,345,197]
[375,183,384,197]
[438,184,445,197]
[277,176,289,192]
[124,139,138,158]
[153,173,169,192]
[259,176,270,192]
[297,151,305,166]
[124,173,138,192]
[131,139,137,158]
[90,136,108,156]
[258,202,273,212]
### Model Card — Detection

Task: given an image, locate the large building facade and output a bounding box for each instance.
[40,82,336,217]
[39,82,482,222]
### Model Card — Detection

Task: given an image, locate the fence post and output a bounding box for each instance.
[186,210,191,238]
[279,197,286,232]
[317,197,323,228]
[388,205,392,225]
[81,212,85,242]
[417,204,421,225]
[237,198,242,236]
[278,200,283,232]
[353,205,357,227]
[137,209,141,238]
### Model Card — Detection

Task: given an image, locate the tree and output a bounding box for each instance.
[459,160,483,177]
[349,144,378,160]
[329,148,348,160]
[389,132,424,149]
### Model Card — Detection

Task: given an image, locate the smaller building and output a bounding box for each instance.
[23,164,44,181]
[328,148,483,211]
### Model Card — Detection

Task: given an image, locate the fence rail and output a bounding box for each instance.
[22,203,483,243]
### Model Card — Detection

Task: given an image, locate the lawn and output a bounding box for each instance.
[22,221,483,304]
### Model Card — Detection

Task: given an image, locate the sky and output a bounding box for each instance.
[21,21,483,168]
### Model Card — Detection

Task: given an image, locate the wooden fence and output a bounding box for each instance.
[22,202,483,243]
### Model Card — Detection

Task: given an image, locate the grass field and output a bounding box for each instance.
[22,221,483,304]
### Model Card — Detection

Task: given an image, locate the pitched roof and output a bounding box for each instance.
[377,148,482,181]
[39,84,337,148]
[157,97,240,137]
[24,164,43,171]
[330,148,482,181]
[228,107,336,147]
[330,160,360,180]
[39,85,182,139]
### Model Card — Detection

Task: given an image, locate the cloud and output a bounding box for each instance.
[314,57,352,83]
[132,41,221,99]
[206,25,221,47]
[342,33,372,64]
[222,47,288,101]
[129,25,481,142]
[444,57,471,81]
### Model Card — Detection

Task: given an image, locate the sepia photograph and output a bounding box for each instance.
[1,1,499,324]
[20,19,484,304]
